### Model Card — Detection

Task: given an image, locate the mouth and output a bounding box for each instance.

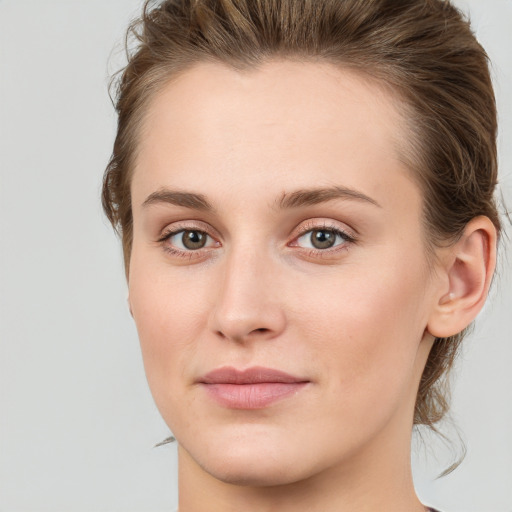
[198,366,310,409]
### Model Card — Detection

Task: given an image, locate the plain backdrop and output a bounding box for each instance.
[0,1,511,511]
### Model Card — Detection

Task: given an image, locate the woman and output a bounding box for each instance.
[103,0,501,510]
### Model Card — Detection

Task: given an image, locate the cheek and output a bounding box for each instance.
[128,256,211,408]
[297,253,429,415]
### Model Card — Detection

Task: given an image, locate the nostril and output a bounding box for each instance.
[210,305,286,342]
[215,326,272,342]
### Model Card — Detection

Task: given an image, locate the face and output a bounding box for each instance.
[129,60,438,486]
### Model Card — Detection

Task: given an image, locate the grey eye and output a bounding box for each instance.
[181,230,207,250]
[310,229,337,249]
[295,227,350,250]
[166,229,214,251]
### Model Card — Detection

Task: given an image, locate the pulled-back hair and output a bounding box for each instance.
[102,0,501,430]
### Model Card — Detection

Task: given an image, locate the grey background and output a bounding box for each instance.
[0,1,510,511]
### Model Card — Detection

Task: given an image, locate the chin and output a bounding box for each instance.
[179,424,317,487]
[200,453,305,487]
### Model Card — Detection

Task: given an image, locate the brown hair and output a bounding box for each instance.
[102,0,501,430]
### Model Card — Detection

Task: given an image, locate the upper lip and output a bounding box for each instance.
[199,366,309,384]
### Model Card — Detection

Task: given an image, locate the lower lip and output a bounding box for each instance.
[201,382,308,409]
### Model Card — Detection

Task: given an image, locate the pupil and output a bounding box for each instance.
[311,230,336,249]
[182,230,206,250]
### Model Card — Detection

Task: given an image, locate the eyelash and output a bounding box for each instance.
[157,221,357,260]
[157,223,219,260]
[290,221,356,256]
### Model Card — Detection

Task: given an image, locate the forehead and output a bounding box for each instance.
[132,59,416,211]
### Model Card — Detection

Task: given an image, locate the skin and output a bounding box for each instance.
[127,60,496,512]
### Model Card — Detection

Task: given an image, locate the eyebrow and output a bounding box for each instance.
[142,189,214,211]
[141,185,381,212]
[276,186,381,210]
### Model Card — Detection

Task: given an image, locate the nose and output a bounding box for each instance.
[208,246,287,343]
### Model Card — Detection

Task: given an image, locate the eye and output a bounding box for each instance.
[294,227,353,250]
[164,229,217,251]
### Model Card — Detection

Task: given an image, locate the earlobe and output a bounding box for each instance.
[427,216,497,338]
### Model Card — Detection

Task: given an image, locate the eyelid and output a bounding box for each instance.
[156,218,356,261]
[289,219,357,244]
[156,221,222,261]
[166,230,217,250]
[157,220,220,243]
[286,219,357,259]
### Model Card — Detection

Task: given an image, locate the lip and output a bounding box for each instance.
[198,366,310,409]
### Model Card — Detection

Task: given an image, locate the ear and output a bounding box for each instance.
[427,216,497,338]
